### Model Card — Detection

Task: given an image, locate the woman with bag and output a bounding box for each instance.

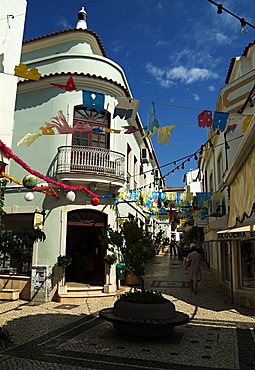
[185,246,202,294]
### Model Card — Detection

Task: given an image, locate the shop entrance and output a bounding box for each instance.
[65,209,107,286]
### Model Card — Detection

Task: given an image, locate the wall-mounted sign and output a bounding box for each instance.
[218,226,255,240]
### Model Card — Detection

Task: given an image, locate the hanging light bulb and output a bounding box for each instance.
[174,161,176,165]
[194,153,198,161]
[240,18,248,34]
[217,4,223,14]
[181,163,185,169]
[66,191,76,202]
[24,192,34,202]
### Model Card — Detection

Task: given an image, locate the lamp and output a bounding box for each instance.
[217,4,223,14]
[240,18,248,34]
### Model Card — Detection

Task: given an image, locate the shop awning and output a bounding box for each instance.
[217,225,255,240]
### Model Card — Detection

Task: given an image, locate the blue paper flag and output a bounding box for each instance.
[82,90,105,112]
[147,102,160,132]
[212,112,230,132]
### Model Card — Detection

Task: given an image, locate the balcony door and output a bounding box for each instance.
[72,107,110,149]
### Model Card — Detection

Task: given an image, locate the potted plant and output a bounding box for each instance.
[99,219,189,338]
[162,236,170,253]
[57,255,72,268]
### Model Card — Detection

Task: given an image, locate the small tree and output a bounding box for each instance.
[101,219,154,291]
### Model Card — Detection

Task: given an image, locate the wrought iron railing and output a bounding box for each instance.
[56,146,125,179]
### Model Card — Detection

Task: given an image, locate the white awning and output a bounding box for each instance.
[217,225,255,240]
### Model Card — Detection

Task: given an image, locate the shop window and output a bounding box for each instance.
[241,240,255,289]
[0,214,34,275]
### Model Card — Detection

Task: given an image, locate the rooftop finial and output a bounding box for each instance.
[76,6,87,29]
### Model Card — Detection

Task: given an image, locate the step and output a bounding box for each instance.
[0,288,20,300]
[66,286,103,294]
[57,292,116,304]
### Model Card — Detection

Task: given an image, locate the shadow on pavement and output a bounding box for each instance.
[144,253,255,317]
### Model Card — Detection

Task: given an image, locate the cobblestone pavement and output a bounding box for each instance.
[0,252,255,369]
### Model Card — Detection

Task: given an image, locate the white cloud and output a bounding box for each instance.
[156,1,164,12]
[192,93,200,101]
[215,32,231,44]
[208,85,215,92]
[57,17,72,29]
[155,40,168,47]
[146,63,218,88]
[169,48,221,70]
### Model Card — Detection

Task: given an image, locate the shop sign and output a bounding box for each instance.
[218,230,255,240]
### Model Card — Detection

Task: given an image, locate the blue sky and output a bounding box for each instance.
[23,0,255,187]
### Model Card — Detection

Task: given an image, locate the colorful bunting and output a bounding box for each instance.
[105,128,121,133]
[113,98,139,120]
[242,115,253,133]
[82,90,105,112]
[17,133,43,147]
[122,125,141,134]
[44,110,73,134]
[212,112,230,132]
[198,110,212,128]
[147,102,160,132]
[157,125,176,144]
[14,63,41,81]
[51,76,76,91]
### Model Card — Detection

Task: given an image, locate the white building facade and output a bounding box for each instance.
[1,9,163,302]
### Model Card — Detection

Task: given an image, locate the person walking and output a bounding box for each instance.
[169,239,177,256]
[185,246,202,294]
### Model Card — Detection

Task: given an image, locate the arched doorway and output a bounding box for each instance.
[65,209,107,286]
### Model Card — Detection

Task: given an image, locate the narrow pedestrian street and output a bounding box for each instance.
[0,252,254,370]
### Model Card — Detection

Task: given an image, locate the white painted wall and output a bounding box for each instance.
[0,1,27,160]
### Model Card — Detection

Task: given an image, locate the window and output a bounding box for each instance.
[222,241,231,282]
[241,240,255,289]
[133,156,138,189]
[73,107,110,148]
[209,173,213,193]
[0,214,34,275]
[217,153,223,186]
[127,144,132,190]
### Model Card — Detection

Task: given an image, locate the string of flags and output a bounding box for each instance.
[198,109,253,134]
[12,63,255,143]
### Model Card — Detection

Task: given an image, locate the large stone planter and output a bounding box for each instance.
[125,272,140,286]
[99,299,189,338]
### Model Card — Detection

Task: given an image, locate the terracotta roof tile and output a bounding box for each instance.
[17,71,130,96]
[24,28,107,57]
[225,57,236,84]
[242,40,255,56]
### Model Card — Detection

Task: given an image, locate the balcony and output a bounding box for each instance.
[55,146,125,190]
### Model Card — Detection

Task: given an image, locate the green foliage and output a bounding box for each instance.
[101,219,155,290]
[104,253,117,265]
[186,226,204,244]
[0,328,14,350]
[0,228,46,265]
[162,236,170,246]
[0,179,7,228]
[119,289,167,304]
[57,255,72,268]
